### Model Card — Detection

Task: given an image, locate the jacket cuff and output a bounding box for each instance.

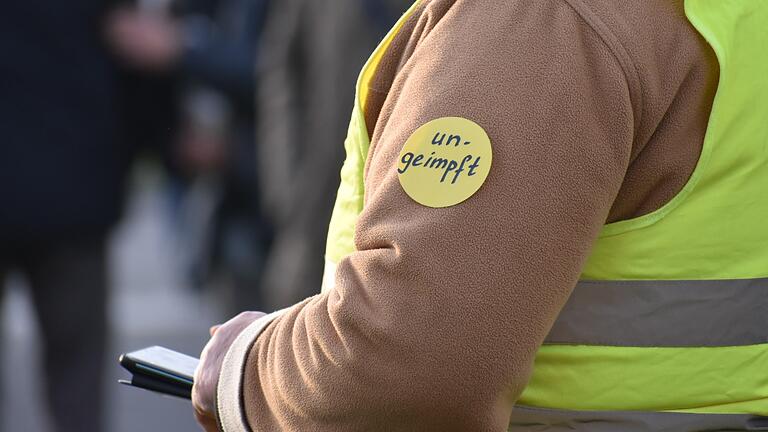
[216,309,287,432]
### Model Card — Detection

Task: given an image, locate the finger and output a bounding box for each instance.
[209,325,221,336]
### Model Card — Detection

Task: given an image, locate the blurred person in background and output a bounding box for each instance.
[256,0,412,310]
[0,1,133,431]
[106,0,273,314]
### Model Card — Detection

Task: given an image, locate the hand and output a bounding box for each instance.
[193,311,267,432]
[105,7,182,71]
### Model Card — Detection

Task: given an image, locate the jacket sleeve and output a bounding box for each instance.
[220,0,637,430]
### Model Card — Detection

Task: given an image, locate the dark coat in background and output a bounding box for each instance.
[0,0,131,244]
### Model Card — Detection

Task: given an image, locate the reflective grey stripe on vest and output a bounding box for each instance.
[545,278,768,347]
[509,406,768,432]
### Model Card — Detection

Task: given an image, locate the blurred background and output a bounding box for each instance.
[0,0,411,430]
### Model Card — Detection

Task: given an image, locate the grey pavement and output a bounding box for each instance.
[2,169,226,432]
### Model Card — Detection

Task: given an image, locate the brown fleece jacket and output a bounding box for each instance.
[239,0,717,430]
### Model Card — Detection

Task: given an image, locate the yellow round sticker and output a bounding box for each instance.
[397,117,492,208]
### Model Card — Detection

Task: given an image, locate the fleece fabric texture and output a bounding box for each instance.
[232,0,718,430]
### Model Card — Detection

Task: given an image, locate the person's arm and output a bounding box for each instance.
[180,28,256,101]
[218,0,637,430]
[180,0,270,103]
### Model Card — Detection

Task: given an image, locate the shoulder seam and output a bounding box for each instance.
[557,0,644,140]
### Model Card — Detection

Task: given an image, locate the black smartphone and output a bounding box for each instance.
[119,346,199,399]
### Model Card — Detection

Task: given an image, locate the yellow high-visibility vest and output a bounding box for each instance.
[323,1,768,429]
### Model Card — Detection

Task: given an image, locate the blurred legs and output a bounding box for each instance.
[26,239,108,432]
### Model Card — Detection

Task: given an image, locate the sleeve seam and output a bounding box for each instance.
[557,0,644,143]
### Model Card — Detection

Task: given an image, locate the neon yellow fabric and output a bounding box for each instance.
[521,0,768,414]
[522,344,768,415]
[324,0,768,417]
[324,1,423,271]
[582,0,768,281]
